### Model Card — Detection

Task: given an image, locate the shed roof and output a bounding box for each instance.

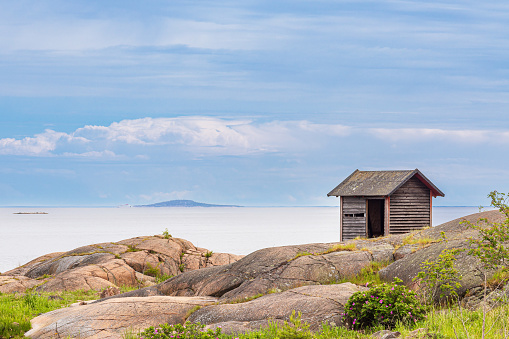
[327,169,445,198]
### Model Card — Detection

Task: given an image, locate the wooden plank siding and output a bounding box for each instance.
[389,177,431,234]
[341,196,366,240]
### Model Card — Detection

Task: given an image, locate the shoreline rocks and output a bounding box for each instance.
[12,209,509,339]
[26,283,367,338]
[1,235,243,294]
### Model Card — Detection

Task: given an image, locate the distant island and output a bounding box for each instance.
[13,212,48,215]
[134,200,241,208]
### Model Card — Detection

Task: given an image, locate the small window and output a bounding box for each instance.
[344,213,365,218]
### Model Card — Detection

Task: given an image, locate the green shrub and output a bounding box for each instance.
[204,251,213,258]
[144,263,160,277]
[273,310,313,339]
[137,321,220,339]
[487,266,509,289]
[155,274,173,284]
[126,245,140,252]
[413,234,462,304]
[344,278,427,330]
[162,228,172,239]
[334,260,390,286]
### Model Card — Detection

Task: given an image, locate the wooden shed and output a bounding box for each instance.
[327,169,444,241]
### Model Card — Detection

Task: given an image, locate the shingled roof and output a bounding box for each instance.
[327,169,444,198]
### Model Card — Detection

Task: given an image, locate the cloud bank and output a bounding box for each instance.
[0,117,507,158]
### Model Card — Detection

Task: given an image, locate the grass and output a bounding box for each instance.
[289,243,358,262]
[487,267,509,290]
[402,232,439,247]
[126,245,140,252]
[331,261,390,287]
[322,243,357,254]
[122,303,509,339]
[143,263,161,277]
[152,273,173,284]
[184,305,202,319]
[0,285,141,339]
[5,279,509,339]
[413,303,509,339]
[0,289,100,338]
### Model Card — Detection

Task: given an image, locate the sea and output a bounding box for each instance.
[0,206,487,273]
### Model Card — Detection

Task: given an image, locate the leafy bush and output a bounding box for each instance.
[137,321,220,339]
[343,278,427,330]
[465,191,509,270]
[413,233,462,304]
[162,228,172,239]
[144,263,160,277]
[155,274,173,284]
[273,310,313,339]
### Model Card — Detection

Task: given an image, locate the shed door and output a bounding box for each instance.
[367,199,384,238]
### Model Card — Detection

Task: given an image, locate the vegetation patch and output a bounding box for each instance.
[228,293,265,305]
[332,260,391,286]
[35,274,52,280]
[402,233,439,247]
[487,267,509,290]
[154,274,173,284]
[184,305,203,319]
[322,243,357,254]
[0,289,100,338]
[344,278,427,330]
[289,251,314,261]
[143,263,160,277]
[162,228,172,239]
[126,245,141,252]
[289,243,359,262]
[413,236,462,304]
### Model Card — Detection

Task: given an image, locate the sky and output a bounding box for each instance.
[0,0,508,207]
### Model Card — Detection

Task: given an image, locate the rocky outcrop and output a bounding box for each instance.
[1,236,243,293]
[108,239,395,303]
[19,209,509,339]
[26,296,218,339]
[27,283,365,339]
[190,283,367,334]
[379,210,507,298]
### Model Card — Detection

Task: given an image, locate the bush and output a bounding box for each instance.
[343,278,427,330]
[273,310,313,339]
[162,228,172,239]
[413,234,462,304]
[137,321,220,339]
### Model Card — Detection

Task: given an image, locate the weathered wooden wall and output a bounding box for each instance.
[389,177,431,234]
[341,196,366,240]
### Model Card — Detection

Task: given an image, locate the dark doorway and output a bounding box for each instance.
[367,199,384,238]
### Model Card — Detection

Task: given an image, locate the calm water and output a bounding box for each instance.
[0,206,485,273]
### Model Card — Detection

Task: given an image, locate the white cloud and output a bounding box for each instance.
[1,117,508,158]
[369,128,509,144]
[61,150,120,158]
[0,129,71,156]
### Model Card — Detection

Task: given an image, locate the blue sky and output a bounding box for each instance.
[0,0,508,206]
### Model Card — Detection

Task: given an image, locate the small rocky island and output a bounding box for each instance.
[13,212,48,215]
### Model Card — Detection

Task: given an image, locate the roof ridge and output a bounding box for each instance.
[327,169,444,197]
